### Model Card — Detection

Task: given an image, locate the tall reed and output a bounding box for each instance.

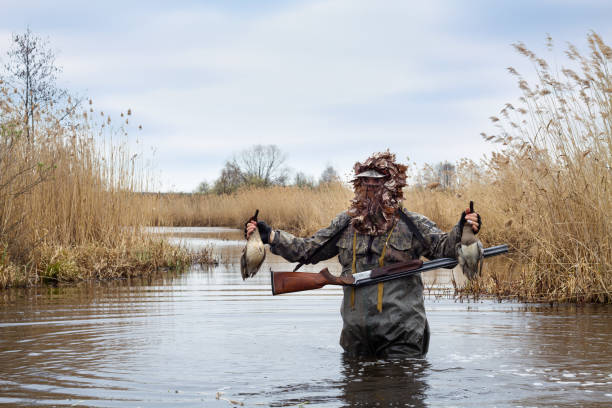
[0,90,198,288]
[405,33,611,303]
[472,33,611,303]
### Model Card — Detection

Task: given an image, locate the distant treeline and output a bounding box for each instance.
[194,143,488,196]
[196,144,341,194]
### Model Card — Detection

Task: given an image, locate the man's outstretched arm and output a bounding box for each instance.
[247,212,349,264]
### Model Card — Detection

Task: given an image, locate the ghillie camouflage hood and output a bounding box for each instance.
[348,151,408,235]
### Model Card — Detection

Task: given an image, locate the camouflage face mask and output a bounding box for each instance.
[348,151,408,235]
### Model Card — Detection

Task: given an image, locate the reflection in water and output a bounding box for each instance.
[339,356,429,408]
[255,357,429,408]
[1,227,611,407]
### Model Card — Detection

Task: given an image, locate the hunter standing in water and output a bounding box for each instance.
[246,151,481,357]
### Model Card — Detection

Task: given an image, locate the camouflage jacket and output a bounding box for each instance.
[269,208,461,274]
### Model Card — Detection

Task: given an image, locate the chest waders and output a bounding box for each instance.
[350,222,396,312]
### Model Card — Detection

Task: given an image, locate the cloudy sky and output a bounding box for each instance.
[1,0,610,191]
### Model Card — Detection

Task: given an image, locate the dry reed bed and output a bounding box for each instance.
[141,183,354,235]
[410,35,611,303]
[474,33,611,303]
[0,92,208,289]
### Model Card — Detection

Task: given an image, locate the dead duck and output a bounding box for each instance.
[240,209,266,280]
[458,201,484,280]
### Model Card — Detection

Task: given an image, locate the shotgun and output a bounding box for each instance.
[270,244,508,295]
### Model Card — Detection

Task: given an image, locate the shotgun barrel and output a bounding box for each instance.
[270,244,508,295]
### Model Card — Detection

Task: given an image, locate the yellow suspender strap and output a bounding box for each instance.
[376,225,396,313]
[350,231,357,309]
[376,283,384,313]
[351,231,357,274]
[379,226,394,266]
[350,226,395,312]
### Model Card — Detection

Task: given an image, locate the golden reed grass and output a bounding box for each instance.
[140,182,354,235]
[0,93,208,289]
[141,33,611,303]
[469,33,611,303]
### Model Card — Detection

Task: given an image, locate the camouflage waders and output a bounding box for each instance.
[269,209,462,358]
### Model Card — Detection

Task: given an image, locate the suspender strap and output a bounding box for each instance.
[351,231,357,309]
[376,223,395,313]
[351,222,396,312]
[398,209,427,248]
[292,216,350,272]
[378,225,395,266]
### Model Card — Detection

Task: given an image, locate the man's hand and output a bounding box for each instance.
[245,220,257,239]
[463,212,481,233]
[245,220,272,243]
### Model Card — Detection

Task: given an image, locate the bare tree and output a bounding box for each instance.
[212,161,243,194]
[294,171,315,188]
[436,161,456,190]
[232,144,287,186]
[456,158,487,187]
[195,181,210,194]
[319,165,340,184]
[204,145,290,194]
[1,29,70,140]
[415,161,456,190]
[274,168,290,186]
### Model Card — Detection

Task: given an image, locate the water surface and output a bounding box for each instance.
[1,227,611,407]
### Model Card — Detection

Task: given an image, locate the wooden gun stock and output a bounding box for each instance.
[271,260,422,296]
[271,268,354,295]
